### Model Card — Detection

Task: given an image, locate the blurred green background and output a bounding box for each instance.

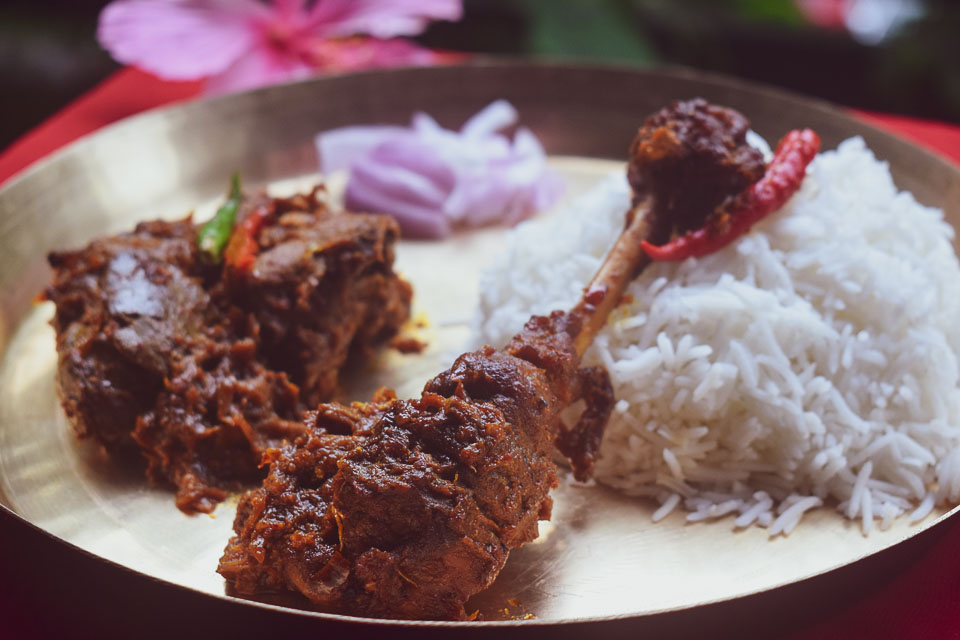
[1,0,957,149]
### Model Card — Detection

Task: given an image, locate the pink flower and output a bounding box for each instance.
[98,0,464,94]
[317,101,565,239]
[794,0,849,28]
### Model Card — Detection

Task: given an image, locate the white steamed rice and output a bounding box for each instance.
[471,137,960,535]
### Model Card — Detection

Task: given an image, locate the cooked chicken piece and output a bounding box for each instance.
[46,187,411,513]
[218,99,769,619]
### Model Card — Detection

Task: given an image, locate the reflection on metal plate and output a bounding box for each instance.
[0,63,959,627]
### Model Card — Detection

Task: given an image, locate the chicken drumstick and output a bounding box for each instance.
[217,99,767,620]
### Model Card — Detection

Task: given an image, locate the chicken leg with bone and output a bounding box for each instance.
[218,99,791,620]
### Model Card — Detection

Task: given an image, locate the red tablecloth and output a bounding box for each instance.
[1,68,959,640]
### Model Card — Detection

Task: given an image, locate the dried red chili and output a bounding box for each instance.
[224,202,274,273]
[641,128,821,261]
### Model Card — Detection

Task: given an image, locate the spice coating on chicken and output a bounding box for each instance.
[218,312,614,620]
[45,188,411,513]
[628,97,766,234]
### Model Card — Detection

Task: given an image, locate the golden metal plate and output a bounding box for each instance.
[1,62,959,632]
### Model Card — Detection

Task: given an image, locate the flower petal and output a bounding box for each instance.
[307,0,463,39]
[97,0,263,80]
[306,37,449,72]
[203,45,314,95]
[271,0,309,20]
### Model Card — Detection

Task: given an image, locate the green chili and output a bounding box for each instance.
[197,173,242,264]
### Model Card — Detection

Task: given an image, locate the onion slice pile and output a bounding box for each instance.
[316,100,563,238]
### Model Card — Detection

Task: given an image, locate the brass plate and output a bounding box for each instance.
[1,62,959,629]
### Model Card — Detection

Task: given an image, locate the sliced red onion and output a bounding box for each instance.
[315,100,563,238]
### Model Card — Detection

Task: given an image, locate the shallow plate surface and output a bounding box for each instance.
[1,62,959,628]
